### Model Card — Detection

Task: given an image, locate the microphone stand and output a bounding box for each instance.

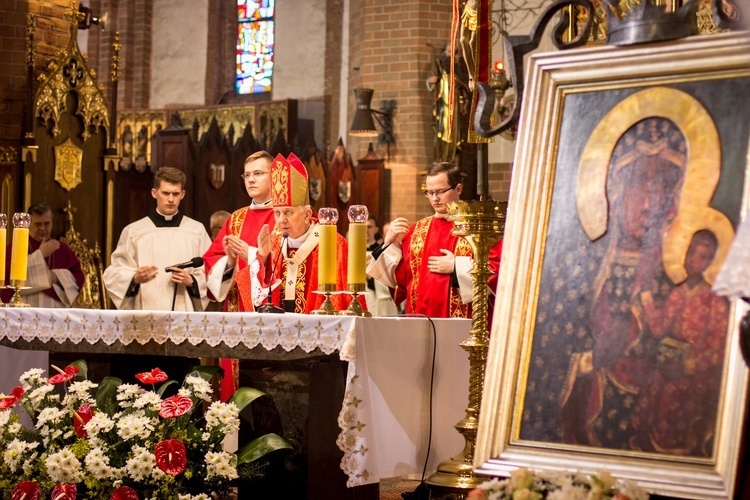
[257,234,288,314]
[171,281,178,311]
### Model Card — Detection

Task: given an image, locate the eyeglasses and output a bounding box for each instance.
[240,171,268,180]
[423,186,456,198]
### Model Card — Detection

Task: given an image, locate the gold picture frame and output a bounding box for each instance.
[476,31,750,499]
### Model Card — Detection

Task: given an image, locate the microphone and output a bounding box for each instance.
[165,257,204,272]
[257,232,288,314]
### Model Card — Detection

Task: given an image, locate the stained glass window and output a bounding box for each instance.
[236,0,275,94]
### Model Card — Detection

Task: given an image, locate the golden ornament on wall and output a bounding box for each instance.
[54,138,83,191]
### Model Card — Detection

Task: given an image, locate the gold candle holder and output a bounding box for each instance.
[339,283,372,317]
[312,283,339,315]
[426,199,506,498]
[7,279,31,308]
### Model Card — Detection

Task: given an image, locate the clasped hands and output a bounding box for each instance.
[223,234,251,267]
[385,217,454,274]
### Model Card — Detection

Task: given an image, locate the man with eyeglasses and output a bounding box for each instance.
[203,151,276,313]
[368,162,501,318]
[202,151,276,400]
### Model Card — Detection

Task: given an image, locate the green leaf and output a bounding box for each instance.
[227,387,267,412]
[236,433,293,465]
[156,380,178,397]
[185,365,221,383]
[95,376,122,415]
[70,359,88,381]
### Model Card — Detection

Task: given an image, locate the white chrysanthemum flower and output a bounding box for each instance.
[205,450,238,480]
[116,383,143,408]
[46,447,84,484]
[184,375,213,402]
[35,406,66,429]
[19,368,46,389]
[85,447,115,480]
[0,409,11,429]
[178,495,211,500]
[205,401,240,434]
[125,445,157,481]
[132,391,162,411]
[116,414,155,441]
[4,439,39,473]
[177,387,192,398]
[62,380,98,407]
[27,384,56,410]
[8,421,22,435]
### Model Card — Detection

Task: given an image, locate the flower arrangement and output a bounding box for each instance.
[467,468,649,500]
[0,362,292,499]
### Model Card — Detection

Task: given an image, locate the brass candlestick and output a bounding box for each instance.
[312,283,338,315]
[339,283,372,317]
[426,199,506,498]
[7,280,31,308]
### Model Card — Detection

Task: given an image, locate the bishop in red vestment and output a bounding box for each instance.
[249,153,360,314]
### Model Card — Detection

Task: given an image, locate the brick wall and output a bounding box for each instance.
[347,0,454,223]
[0,0,70,167]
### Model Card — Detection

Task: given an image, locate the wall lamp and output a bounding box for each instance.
[349,88,396,147]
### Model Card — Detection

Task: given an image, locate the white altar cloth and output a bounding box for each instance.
[0,309,470,487]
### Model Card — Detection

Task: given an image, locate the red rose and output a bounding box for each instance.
[159,394,193,419]
[135,368,168,385]
[47,365,80,384]
[110,486,140,500]
[0,386,24,410]
[73,403,95,438]
[154,439,187,475]
[11,481,40,500]
[50,484,77,500]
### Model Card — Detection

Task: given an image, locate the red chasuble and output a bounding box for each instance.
[396,216,475,318]
[203,205,275,312]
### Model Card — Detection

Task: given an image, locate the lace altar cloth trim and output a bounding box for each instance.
[0,309,358,362]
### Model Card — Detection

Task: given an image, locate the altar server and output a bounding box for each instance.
[103,166,212,311]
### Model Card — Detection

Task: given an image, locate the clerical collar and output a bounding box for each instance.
[251,199,272,209]
[434,212,448,219]
[287,224,314,249]
[149,211,183,228]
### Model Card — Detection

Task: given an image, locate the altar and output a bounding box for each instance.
[0,308,470,495]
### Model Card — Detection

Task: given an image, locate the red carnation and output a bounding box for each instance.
[0,386,24,410]
[50,484,77,500]
[110,486,140,500]
[47,365,80,385]
[73,403,95,438]
[135,368,168,385]
[11,481,40,500]
[159,394,193,419]
[154,439,187,475]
